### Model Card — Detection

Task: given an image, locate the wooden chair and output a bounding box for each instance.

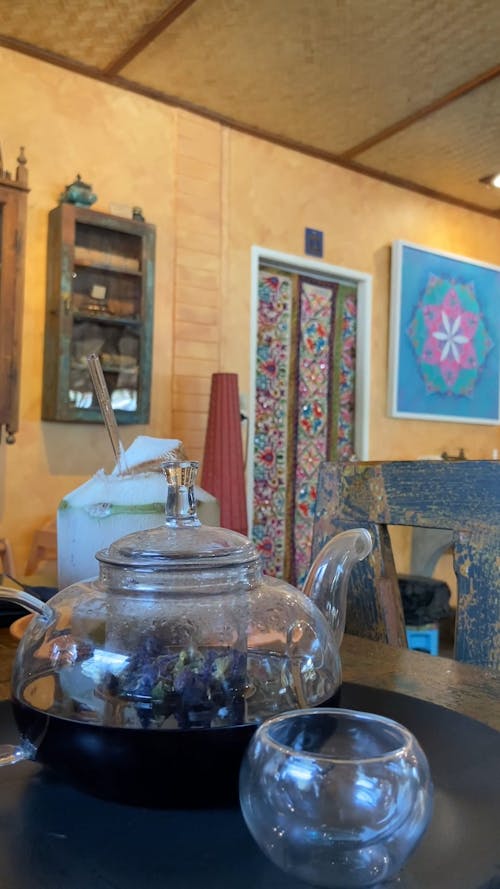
[312,460,500,669]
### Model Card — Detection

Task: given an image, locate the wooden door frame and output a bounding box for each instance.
[247,245,372,531]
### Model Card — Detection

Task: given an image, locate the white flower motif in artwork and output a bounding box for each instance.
[432,312,469,361]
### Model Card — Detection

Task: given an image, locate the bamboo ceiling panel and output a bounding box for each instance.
[121,0,500,154]
[357,78,500,212]
[0,0,172,69]
[1,0,500,214]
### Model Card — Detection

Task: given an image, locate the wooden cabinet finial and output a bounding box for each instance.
[0,142,29,443]
[16,146,28,187]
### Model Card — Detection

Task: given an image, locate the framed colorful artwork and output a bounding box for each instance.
[388,240,500,424]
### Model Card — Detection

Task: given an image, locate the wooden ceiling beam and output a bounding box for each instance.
[0,34,499,220]
[103,77,500,220]
[0,34,104,78]
[340,62,500,159]
[103,0,198,76]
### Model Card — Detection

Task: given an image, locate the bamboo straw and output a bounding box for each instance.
[87,353,128,474]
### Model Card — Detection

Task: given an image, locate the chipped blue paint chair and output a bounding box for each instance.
[312,460,500,669]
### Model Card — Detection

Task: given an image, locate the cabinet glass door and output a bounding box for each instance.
[42,205,155,424]
[69,222,144,414]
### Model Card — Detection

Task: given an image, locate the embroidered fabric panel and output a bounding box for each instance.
[252,270,294,578]
[292,277,337,586]
[252,266,357,586]
[336,290,357,460]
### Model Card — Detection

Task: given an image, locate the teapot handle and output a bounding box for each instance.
[0,740,37,767]
[0,587,52,768]
[0,586,54,621]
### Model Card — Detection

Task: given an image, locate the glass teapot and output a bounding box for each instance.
[0,461,371,737]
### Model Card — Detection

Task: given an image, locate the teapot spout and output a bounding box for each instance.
[302,528,372,647]
[0,586,54,621]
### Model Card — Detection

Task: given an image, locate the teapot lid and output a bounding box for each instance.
[97,460,257,570]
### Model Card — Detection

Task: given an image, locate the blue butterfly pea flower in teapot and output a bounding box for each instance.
[0,461,371,799]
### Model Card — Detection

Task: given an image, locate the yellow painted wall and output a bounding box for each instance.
[223,131,500,462]
[0,48,176,570]
[1,46,500,576]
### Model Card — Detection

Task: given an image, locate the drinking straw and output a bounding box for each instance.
[87,353,128,474]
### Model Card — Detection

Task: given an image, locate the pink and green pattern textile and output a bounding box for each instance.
[393,241,500,421]
[252,270,293,579]
[407,275,493,396]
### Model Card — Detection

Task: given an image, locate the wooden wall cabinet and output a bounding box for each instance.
[42,204,156,424]
[0,146,29,443]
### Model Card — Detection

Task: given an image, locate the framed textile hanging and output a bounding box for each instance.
[250,261,362,587]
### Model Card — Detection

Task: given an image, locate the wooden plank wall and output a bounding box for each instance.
[172,112,223,465]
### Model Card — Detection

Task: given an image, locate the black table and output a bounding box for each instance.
[0,682,498,889]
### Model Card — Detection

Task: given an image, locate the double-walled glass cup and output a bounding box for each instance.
[240,708,433,888]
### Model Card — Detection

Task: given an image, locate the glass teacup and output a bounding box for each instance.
[239,708,433,888]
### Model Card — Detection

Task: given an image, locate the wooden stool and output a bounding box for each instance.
[0,538,16,576]
[25,519,57,575]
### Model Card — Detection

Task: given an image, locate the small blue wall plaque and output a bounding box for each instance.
[305,227,323,257]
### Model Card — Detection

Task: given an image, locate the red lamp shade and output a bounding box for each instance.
[201,373,248,535]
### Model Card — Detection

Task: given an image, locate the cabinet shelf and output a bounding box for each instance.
[73,311,141,326]
[42,205,156,424]
[71,361,139,374]
[74,259,143,277]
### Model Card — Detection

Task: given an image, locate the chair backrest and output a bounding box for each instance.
[312,460,500,670]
